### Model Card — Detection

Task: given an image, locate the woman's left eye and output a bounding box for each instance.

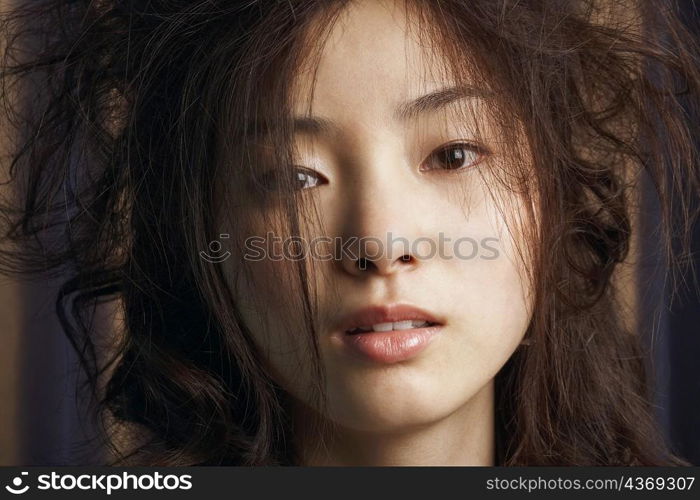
[420,142,488,172]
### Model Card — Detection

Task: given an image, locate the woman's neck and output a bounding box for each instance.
[292,380,495,466]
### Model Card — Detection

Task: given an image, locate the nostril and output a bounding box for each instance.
[353,254,415,273]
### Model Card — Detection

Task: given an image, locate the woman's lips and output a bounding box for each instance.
[333,303,444,363]
[339,324,442,363]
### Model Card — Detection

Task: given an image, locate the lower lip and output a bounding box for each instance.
[336,326,442,364]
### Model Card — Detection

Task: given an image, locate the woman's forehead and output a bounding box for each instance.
[290,0,462,117]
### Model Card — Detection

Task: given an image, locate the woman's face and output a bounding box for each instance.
[225,0,533,433]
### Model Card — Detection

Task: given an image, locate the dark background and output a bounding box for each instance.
[661,0,700,466]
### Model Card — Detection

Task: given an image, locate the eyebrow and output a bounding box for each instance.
[393,85,491,121]
[292,116,336,135]
[276,85,491,137]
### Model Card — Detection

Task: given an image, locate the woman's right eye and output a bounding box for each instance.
[293,167,326,190]
[258,166,327,192]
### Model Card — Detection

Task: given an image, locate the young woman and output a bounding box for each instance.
[1,0,699,465]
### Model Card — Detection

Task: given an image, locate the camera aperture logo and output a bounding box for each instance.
[4,471,192,495]
[5,472,29,495]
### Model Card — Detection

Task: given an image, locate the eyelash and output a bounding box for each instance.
[418,141,489,173]
[263,141,489,192]
[255,166,324,192]
[293,167,325,190]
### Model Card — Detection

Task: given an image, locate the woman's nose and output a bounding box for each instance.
[346,250,418,276]
[335,159,427,278]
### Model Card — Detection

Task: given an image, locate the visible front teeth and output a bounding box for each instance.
[348,320,431,334]
[372,322,393,332]
[394,320,414,330]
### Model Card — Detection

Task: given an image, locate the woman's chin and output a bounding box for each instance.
[323,389,472,434]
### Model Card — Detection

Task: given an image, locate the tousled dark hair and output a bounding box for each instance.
[1,0,699,465]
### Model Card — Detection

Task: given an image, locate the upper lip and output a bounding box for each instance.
[338,303,444,332]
